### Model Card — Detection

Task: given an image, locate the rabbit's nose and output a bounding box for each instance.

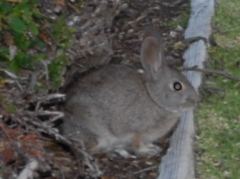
[188,93,199,104]
[192,94,200,103]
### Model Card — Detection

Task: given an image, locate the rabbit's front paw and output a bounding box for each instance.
[113,148,136,159]
[137,143,162,156]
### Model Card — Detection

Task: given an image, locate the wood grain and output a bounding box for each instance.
[158,0,215,178]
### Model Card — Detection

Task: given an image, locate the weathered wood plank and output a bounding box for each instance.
[159,110,195,179]
[158,40,207,179]
[158,0,215,177]
[185,0,215,41]
[183,40,206,90]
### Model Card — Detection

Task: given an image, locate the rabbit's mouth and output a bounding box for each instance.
[181,103,196,111]
[160,105,184,114]
[165,104,195,114]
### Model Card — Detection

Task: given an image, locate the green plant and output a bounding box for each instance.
[0,0,75,88]
[197,0,240,178]
[0,0,42,69]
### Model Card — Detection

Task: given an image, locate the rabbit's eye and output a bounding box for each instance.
[173,81,183,91]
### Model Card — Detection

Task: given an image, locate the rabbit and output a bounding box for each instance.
[62,35,198,156]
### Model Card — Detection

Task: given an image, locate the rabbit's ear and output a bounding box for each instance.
[141,36,164,80]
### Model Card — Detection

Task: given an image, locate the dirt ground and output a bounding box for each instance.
[0,0,189,178]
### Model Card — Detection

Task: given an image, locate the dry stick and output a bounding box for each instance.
[17,113,102,178]
[26,110,64,125]
[67,2,81,13]
[162,0,185,8]
[0,68,25,91]
[0,68,27,81]
[132,165,158,175]
[30,93,66,134]
[180,66,240,81]
[35,93,65,111]
[17,159,39,179]
[41,111,64,123]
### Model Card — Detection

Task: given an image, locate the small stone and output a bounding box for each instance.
[137,69,144,74]
[54,5,62,14]
[67,16,80,26]
[145,161,153,165]
[149,172,157,177]
[173,41,186,50]
[176,25,184,32]
[170,31,177,38]
[128,29,134,34]
[67,21,74,26]
[162,33,167,37]
[46,9,53,14]
[152,6,160,10]
[223,170,230,177]
[72,16,80,23]
[120,3,129,10]
[49,15,57,20]
[118,32,125,39]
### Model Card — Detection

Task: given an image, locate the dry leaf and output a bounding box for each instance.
[39,31,53,46]
[0,123,45,159]
[19,133,45,158]
[0,142,15,164]
[3,32,14,46]
[55,0,65,6]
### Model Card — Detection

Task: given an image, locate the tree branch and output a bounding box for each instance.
[180,66,240,81]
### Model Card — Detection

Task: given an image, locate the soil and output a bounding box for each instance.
[0,0,189,178]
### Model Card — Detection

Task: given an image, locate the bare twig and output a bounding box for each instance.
[28,73,37,92]
[162,0,186,8]
[17,159,39,179]
[17,112,102,178]
[132,165,158,175]
[0,68,26,91]
[35,93,66,111]
[180,66,240,81]
[41,110,64,123]
[40,93,65,102]
[26,110,64,125]
[0,68,24,80]
[67,1,81,13]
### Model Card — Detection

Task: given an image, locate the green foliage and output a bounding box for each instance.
[0,0,74,88]
[163,7,190,29]
[0,93,17,113]
[197,0,240,178]
[48,51,68,88]
[0,1,40,69]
